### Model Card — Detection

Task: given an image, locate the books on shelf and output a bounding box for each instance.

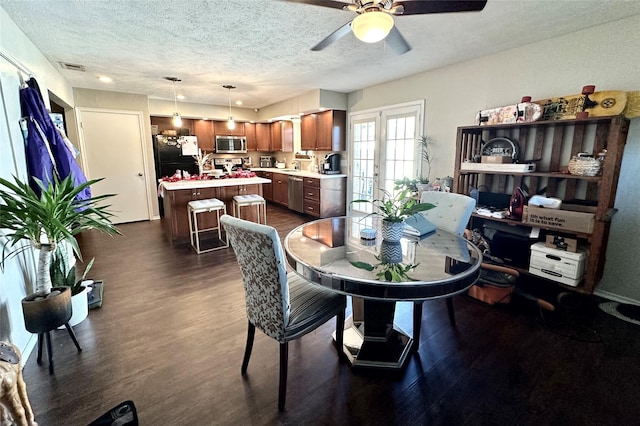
[404,213,436,237]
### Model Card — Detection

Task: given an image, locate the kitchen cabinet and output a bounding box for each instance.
[300,110,346,151]
[245,122,257,151]
[454,115,629,294]
[193,119,214,152]
[214,120,245,137]
[302,176,346,218]
[256,123,272,151]
[162,187,219,242]
[151,116,194,137]
[162,182,266,242]
[300,114,317,151]
[218,184,261,222]
[272,173,289,206]
[270,121,294,152]
[255,171,273,201]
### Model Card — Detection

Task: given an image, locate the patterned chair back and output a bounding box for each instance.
[419,191,476,236]
[221,215,290,341]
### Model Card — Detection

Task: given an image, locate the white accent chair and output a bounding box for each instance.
[413,191,476,346]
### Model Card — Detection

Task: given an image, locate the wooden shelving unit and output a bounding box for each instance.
[453,115,630,294]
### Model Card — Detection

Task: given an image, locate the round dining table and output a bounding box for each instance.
[284,216,483,370]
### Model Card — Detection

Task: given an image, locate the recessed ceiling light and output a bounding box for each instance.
[235,100,243,106]
[177,94,185,100]
[98,76,112,83]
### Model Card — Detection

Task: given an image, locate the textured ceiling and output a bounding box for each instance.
[2,0,640,110]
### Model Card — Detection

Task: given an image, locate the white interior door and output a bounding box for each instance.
[349,101,424,214]
[76,108,151,224]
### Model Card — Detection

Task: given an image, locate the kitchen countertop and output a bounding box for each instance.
[250,168,347,179]
[160,176,271,192]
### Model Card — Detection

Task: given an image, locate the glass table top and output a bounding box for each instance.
[284,216,482,301]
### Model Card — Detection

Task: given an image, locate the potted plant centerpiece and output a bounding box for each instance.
[352,188,435,241]
[0,175,119,334]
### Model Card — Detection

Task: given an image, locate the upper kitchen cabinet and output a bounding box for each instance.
[301,110,346,151]
[244,122,257,151]
[214,120,245,137]
[271,120,293,152]
[193,119,214,152]
[151,116,194,137]
[256,123,272,151]
[300,114,317,150]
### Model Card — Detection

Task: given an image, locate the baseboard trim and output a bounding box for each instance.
[594,289,640,306]
[21,334,38,368]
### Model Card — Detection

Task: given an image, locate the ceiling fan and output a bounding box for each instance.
[288,0,488,54]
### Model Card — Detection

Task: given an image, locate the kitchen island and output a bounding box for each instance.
[160,177,270,243]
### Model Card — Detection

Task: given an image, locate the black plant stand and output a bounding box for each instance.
[22,287,82,374]
[36,323,82,374]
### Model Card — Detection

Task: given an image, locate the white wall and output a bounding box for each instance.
[0,7,74,356]
[348,16,640,302]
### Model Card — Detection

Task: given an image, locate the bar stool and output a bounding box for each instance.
[187,198,229,254]
[232,194,267,224]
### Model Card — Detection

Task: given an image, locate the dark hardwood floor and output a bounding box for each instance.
[21,205,640,425]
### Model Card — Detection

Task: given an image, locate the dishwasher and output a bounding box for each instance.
[288,176,304,213]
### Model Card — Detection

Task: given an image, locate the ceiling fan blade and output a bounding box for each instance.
[311,21,353,51]
[395,0,488,15]
[385,26,411,54]
[285,0,353,11]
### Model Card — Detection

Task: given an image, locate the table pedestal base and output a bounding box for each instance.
[338,300,413,370]
[341,322,413,369]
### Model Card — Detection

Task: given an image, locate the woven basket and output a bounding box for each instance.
[568,154,601,176]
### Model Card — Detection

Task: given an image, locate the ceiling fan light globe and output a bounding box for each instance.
[352,11,394,43]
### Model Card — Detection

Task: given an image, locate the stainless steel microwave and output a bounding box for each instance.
[215,135,247,153]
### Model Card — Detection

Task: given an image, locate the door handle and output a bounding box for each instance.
[138,172,143,176]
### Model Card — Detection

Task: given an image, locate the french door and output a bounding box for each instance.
[349,101,425,214]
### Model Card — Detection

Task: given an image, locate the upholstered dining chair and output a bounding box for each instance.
[220,215,346,411]
[413,191,476,346]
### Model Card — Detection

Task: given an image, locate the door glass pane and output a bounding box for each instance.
[383,114,416,195]
[351,119,376,214]
[349,102,423,216]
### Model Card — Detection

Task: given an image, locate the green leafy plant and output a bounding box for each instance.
[394,176,430,193]
[0,175,120,295]
[50,243,95,296]
[419,135,433,181]
[352,188,435,223]
[351,259,419,282]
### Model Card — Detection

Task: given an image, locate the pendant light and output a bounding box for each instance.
[223,84,236,130]
[165,77,182,127]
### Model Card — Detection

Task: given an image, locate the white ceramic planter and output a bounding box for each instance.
[57,285,89,328]
[70,285,89,326]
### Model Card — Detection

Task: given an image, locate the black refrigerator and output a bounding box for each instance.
[153,135,199,216]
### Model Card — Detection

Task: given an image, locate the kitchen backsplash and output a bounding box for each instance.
[205,150,345,173]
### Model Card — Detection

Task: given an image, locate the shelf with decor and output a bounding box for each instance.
[453,115,630,294]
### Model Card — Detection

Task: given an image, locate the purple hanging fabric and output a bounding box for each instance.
[19,78,90,200]
[20,83,55,193]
